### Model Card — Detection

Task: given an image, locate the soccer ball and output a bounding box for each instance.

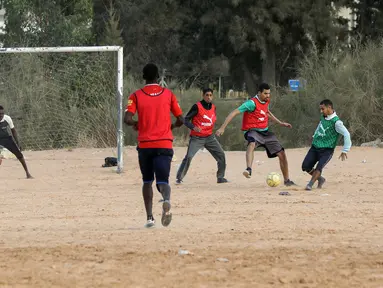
[266,172,281,187]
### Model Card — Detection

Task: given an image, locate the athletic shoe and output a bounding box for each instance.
[161,200,172,227]
[284,179,297,186]
[317,177,326,189]
[217,178,229,183]
[175,179,182,185]
[305,184,313,191]
[243,168,252,178]
[144,218,155,228]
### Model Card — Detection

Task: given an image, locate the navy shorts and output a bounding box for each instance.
[0,137,23,159]
[302,146,334,173]
[137,147,174,184]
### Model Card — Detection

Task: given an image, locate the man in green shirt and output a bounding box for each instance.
[302,99,351,191]
[216,83,296,186]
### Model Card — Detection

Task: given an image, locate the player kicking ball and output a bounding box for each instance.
[302,99,351,191]
[0,105,33,179]
[216,83,296,186]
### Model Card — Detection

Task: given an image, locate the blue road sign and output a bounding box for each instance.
[288,79,300,91]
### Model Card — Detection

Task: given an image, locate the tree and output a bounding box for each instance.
[346,0,383,43]
[3,0,94,47]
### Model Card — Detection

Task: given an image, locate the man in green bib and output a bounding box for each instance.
[302,99,351,191]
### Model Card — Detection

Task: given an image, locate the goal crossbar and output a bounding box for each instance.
[0,46,125,174]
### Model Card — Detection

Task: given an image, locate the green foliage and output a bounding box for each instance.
[0,52,118,150]
[99,4,124,46]
[3,0,94,46]
[2,0,383,152]
[272,39,383,147]
[125,39,383,151]
[345,0,383,43]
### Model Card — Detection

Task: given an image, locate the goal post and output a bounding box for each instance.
[0,46,125,173]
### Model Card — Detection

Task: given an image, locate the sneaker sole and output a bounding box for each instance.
[144,222,156,229]
[243,170,251,178]
[161,201,172,227]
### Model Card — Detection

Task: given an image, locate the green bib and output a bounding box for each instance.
[312,115,340,149]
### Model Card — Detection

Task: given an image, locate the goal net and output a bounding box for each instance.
[0,46,124,172]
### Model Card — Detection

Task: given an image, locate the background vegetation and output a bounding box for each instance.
[1,0,382,150]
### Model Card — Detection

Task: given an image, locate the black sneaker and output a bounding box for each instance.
[284,179,297,186]
[175,179,182,185]
[243,168,252,178]
[217,178,229,183]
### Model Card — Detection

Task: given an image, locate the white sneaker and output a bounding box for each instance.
[144,218,155,228]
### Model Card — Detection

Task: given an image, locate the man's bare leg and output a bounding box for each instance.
[142,182,154,227]
[243,142,256,178]
[18,157,33,179]
[277,150,289,181]
[306,169,325,190]
[277,150,296,186]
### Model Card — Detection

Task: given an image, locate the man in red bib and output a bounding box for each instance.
[124,63,184,228]
[176,88,227,184]
[216,83,296,186]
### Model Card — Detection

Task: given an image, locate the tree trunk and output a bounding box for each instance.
[261,42,276,88]
[240,52,257,96]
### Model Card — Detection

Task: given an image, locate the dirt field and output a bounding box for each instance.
[1,146,383,287]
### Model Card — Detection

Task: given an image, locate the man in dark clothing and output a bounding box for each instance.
[176,88,228,184]
[0,105,33,179]
[124,63,184,228]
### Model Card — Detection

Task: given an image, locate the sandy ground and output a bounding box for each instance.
[1,146,383,287]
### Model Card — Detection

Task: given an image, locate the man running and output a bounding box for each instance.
[124,63,184,228]
[176,88,228,184]
[215,83,296,186]
[0,105,33,178]
[302,99,351,191]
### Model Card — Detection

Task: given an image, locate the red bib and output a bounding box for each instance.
[241,97,269,130]
[190,102,216,137]
[135,87,174,143]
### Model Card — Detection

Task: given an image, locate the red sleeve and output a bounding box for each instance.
[170,92,182,117]
[125,93,137,114]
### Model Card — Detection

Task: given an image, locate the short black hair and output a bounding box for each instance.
[258,83,270,92]
[202,88,213,95]
[143,63,159,81]
[320,99,333,108]
[0,105,4,110]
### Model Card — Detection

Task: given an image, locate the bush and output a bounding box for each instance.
[3,39,381,151]
[272,39,383,148]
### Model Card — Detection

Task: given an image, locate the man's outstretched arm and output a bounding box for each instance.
[335,120,351,161]
[170,92,185,130]
[215,109,241,136]
[267,110,292,128]
[183,104,199,130]
[171,115,184,130]
[216,99,256,136]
